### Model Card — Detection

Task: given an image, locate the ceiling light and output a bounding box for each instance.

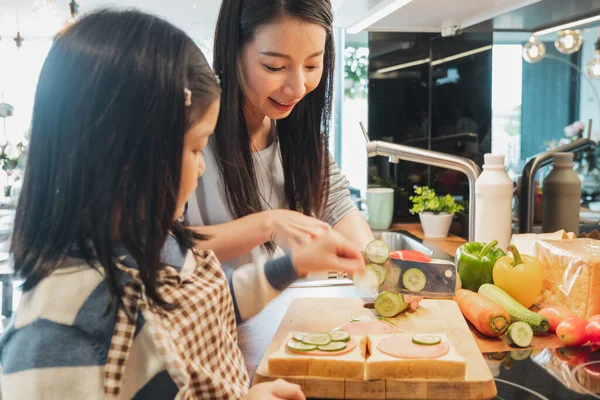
[430,45,492,66]
[523,35,546,63]
[346,0,413,34]
[588,38,600,80]
[534,14,600,36]
[376,58,430,74]
[555,30,583,54]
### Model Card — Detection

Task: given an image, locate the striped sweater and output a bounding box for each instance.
[0,236,295,399]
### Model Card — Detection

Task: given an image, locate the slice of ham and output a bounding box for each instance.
[289,338,357,356]
[336,320,401,335]
[377,334,449,359]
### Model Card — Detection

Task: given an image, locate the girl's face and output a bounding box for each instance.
[175,100,220,219]
[238,17,327,120]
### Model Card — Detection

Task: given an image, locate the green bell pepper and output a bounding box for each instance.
[455,240,506,292]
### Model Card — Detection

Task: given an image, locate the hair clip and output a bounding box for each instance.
[184,88,192,107]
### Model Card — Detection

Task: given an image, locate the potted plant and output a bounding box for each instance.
[409,186,463,238]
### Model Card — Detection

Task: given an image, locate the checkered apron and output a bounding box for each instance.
[103,249,250,399]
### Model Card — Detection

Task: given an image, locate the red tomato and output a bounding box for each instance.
[389,250,431,263]
[538,306,577,333]
[585,349,600,378]
[586,320,600,345]
[555,346,591,366]
[556,317,589,346]
[588,314,600,324]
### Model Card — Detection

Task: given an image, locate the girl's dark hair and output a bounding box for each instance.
[11,9,220,306]
[213,0,334,252]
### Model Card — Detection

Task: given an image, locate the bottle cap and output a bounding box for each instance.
[552,152,574,165]
[483,153,505,167]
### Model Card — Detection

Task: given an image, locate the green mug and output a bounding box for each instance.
[357,188,394,230]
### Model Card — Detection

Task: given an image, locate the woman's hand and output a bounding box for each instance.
[243,379,306,400]
[291,229,365,276]
[402,295,423,310]
[264,210,331,251]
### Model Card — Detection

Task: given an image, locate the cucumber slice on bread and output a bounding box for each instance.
[329,330,351,342]
[317,342,347,352]
[287,340,317,352]
[301,332,332,346]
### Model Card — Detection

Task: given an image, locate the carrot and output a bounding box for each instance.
[455,289,511,337]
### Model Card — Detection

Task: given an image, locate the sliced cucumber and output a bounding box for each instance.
[302,332,332,346]
[510,349,533,361]
[374,291,409,318]
[382,266,402,288]
[353,266,380,291]
[365,239,390,264]
[402,268,427,292]
[412,333,442,346]
[329,330,351,342]
[317,342,347,352]
[367,263,387,286]
[507,322,534,348]
[292,332,310,342]
[287,340,317,352]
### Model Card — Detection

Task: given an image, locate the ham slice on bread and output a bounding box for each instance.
[366,333,466,380]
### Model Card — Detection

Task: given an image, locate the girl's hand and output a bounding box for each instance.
[243,379,306,400]
[291,229,365,276]
[265,210,330,251]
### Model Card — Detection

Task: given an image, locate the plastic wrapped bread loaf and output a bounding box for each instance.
[535,239,600,318]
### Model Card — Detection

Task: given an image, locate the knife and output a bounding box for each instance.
[353,256,458,298]
[380,257,458,298]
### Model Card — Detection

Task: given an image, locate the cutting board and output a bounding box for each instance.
[253,298,497,399]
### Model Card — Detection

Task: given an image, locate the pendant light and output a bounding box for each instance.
[555,29,584,54]
[13,0,24,48]
[587,33,600,80]
[523,35,546,63]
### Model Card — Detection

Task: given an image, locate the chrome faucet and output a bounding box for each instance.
[360,122,481,241]
[518,136,595,233]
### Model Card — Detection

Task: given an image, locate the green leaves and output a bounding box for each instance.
[409,186,463,215]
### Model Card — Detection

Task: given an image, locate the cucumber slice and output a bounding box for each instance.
[412,333,442,345]
[302,332,332,346]
[317,342,347,352]
[292,332,310,342]
[382,266,402,288]
[402,268,427,292]
[365,239,390,264]
[287,340,317,352]
[507,322,534,348]
[329,330,351,342]
[353,266,380,291]
[374,291,409,318]
[510,349,533,361]
[367,263,387,286]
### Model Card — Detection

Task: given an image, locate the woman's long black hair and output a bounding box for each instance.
[10,9,221,306]
[213,0,334,252]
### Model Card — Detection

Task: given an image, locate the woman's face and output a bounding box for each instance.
[238,17,327,120]
[175,100,220,219]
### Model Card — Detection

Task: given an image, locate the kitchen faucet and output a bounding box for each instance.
[360,122,481,242]
[518,134,596,233]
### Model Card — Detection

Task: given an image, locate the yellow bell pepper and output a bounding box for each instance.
[492,244,543,308]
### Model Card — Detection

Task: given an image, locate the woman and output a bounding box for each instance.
[1,10,362,399]
[185,0,377,322]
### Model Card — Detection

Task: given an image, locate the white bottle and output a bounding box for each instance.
[474,154,513,250]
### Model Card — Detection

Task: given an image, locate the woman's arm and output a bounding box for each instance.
[333,209,374,249]
[190,212,272,262]
[321,155,374,249]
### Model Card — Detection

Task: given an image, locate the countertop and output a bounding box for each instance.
[237,223,599,399]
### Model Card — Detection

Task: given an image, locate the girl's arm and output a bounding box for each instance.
[333,209,375,249]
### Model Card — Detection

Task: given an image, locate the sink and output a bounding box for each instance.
[289,230,453,288]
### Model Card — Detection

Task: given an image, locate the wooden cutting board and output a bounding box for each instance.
[253,298,497,399]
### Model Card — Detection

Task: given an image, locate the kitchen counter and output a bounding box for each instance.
[237,223,599,399]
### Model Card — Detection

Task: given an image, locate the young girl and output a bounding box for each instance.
[0,10,363,399]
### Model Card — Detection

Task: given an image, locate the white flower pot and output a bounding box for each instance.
[419,212,453,238]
